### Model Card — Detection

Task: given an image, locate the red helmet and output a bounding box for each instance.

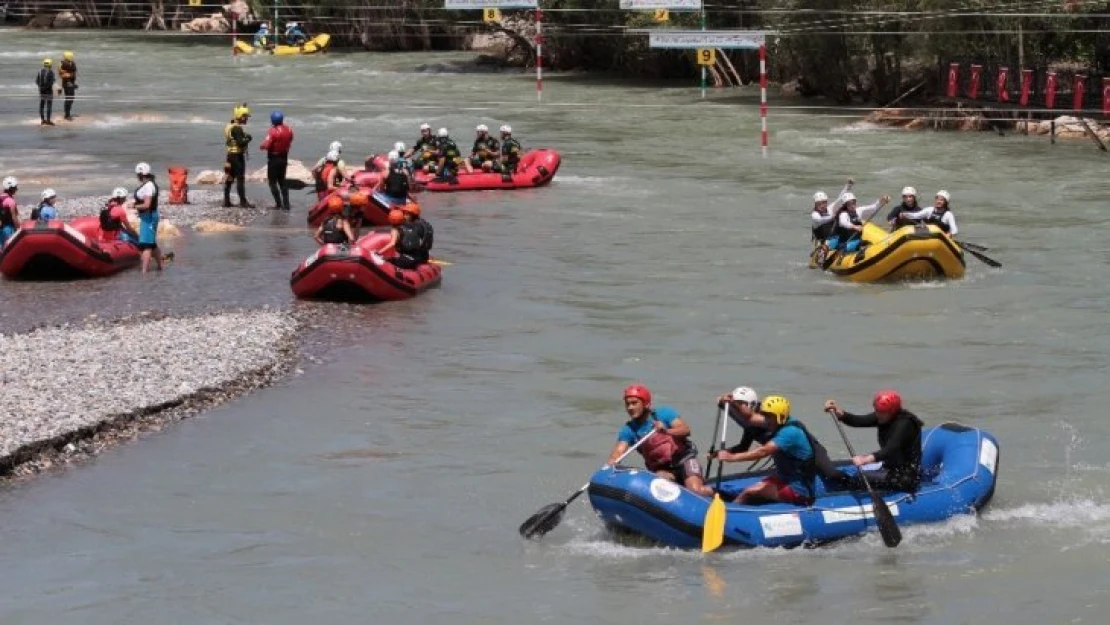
[873,389,902,414]
[623,384,652,406]
[326,195,344,213]
[388,209,405,226]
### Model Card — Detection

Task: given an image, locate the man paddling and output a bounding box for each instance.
[605,385,713,497]
[824,390,924,493]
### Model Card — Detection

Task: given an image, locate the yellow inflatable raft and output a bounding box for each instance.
[809,222,965,283]
[234,34,331,56]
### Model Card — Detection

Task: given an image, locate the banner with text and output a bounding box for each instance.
[620,0,702,8]
[647,30,769,50]
[445,0,537,8]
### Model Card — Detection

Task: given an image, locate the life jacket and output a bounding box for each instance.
[772,421,818,500]
[927,208,952,233]
[100,202,124,232]
[168,166,188,205]
[398,222,429,259]
[630,412,686,471]
[0,195,15,228]
[31,202,52,220]
[224,123,245,155]
[501,138,522,164]
[320,216,347,244]
[415,218,434,254]
[60,60,77,82]
[812,209,836,241]
[891,201,925,226]
[877,411,924,491]
[314,162,340,193]
[472,136,499,158]
[264,125,293,156]
[438,138,460,159]
[833,208,861,240]
[384,162,409,198]
[134,180,159,213]
[35,68,54,93]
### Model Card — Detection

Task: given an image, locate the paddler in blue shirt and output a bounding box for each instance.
[605,384,714,497]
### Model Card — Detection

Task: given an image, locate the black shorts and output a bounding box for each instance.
[137,242,158,251]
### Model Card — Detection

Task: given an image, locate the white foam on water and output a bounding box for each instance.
[831,121,896,134]
[298,115,358,128]
[983,499,1110,528]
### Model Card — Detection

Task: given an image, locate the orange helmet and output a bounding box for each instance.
[401,201,420,217]
[326,195,344,213]
[349,191,369,207]
[388,209,405,226]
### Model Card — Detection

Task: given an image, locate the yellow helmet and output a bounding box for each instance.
[761,395,791,425]
[63,51,74,60]
[233,105,251,120]
[43,58,52,67]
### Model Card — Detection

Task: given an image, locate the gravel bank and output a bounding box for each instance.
[0,310,297,480]
[48,190,270,228]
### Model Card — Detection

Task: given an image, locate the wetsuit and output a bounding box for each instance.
[224,121,252,207]
[500,137,523,174]
[35,66,54,124]
[839,410,924,493]
[261,123,294,210]
[59,59,77,120]
[470,135,500,168]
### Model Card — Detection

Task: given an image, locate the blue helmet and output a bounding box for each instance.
[270,110,284,125]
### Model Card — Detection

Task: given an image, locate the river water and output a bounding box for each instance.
[2,29,1109,625]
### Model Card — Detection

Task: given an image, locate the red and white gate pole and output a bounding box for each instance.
[759,42,768,158]
[535,6,544,103]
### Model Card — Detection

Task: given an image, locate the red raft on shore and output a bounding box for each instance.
[413,149,561,192]
[289,230,442,302]
[0,216,140,280]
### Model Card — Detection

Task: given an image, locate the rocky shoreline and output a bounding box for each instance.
[865,107,1110,144]
[0,310,297,481]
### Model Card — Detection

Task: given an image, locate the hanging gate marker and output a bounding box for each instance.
[645,29,775,158]
[445,0,542,102]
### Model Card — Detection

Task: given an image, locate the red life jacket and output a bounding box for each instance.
[264,125,294,156]
[633,412,685,471]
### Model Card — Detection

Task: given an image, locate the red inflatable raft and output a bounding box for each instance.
[289,230,442,302]
[0,216,140,280]
[413,149,560,192]
[307,190,418,228]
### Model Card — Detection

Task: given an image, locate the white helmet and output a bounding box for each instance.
[111,187,128,199]
[326,150,340,162]
[2,176,17,191]
[329,141,342,153]
[135,162,151,176]
[935,189,951,202]
[419,123,431,132]
[476,124,488,132]
[387,150,400,162]
[500,124,512,134]
[437,128,449,138]
[730,386,759,405]
[394,141,406,152]
[41,188,57,200]
[813,191,828,203]
[901,186,917,197]
[842,192,857,203]
[286,22,297,28]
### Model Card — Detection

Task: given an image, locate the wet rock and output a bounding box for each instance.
[180,12,229,33]
[53,11,85,28]
[194,220,245,233]
[0,311,297,480]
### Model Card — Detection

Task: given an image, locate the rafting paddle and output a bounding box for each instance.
[959,241,990,252]
[956,241,1002,268]
[827,409,902,548]
[519,431,655,540]
[702,404,729,553]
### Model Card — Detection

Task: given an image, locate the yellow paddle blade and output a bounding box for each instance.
[702,494,726,553]
[429,259,451,267]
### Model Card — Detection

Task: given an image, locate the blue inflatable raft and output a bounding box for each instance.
[587,423,999,549]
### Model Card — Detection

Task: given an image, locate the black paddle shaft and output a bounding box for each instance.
[827,410,902,548]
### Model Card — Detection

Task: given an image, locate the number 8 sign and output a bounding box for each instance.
[483,8,502,23]
[696,48,716,66]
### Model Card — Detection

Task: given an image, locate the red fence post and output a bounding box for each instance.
[947,63,959,98]
[1103,77,1110,116]
[997,66,1009,102]
[969,64,982,99]
[1019,69,1033,106]
[1046,72,1058,110]
[1073,74,1086,112]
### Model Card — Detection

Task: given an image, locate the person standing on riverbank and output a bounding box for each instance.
[260,110,293,210]
[134,162,167,273]
[35,58,55,126]
[58,51,77,121]
[223,105,254,208]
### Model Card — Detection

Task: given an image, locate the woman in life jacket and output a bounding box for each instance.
[710,395,818,505]
[313,148,345,196]
[1,176,19,247]
[99,187,139,244]
[379,151,412,202]
[603,384,714,497]
[31,188,58,221]
[927,190,958,236]
[377,206,429,270]
[829,192,891,253]
[313,195,355,246]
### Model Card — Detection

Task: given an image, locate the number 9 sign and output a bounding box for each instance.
[696,49,716,66]
[483,8,502,24]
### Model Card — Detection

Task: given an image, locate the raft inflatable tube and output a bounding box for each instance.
[234,34,331,56]
[289,230,441,302]
[413,149,560,192]
[0,217,140,280]
[588,423,999,549]
[306,189,417,228]
[809,222,966,283]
